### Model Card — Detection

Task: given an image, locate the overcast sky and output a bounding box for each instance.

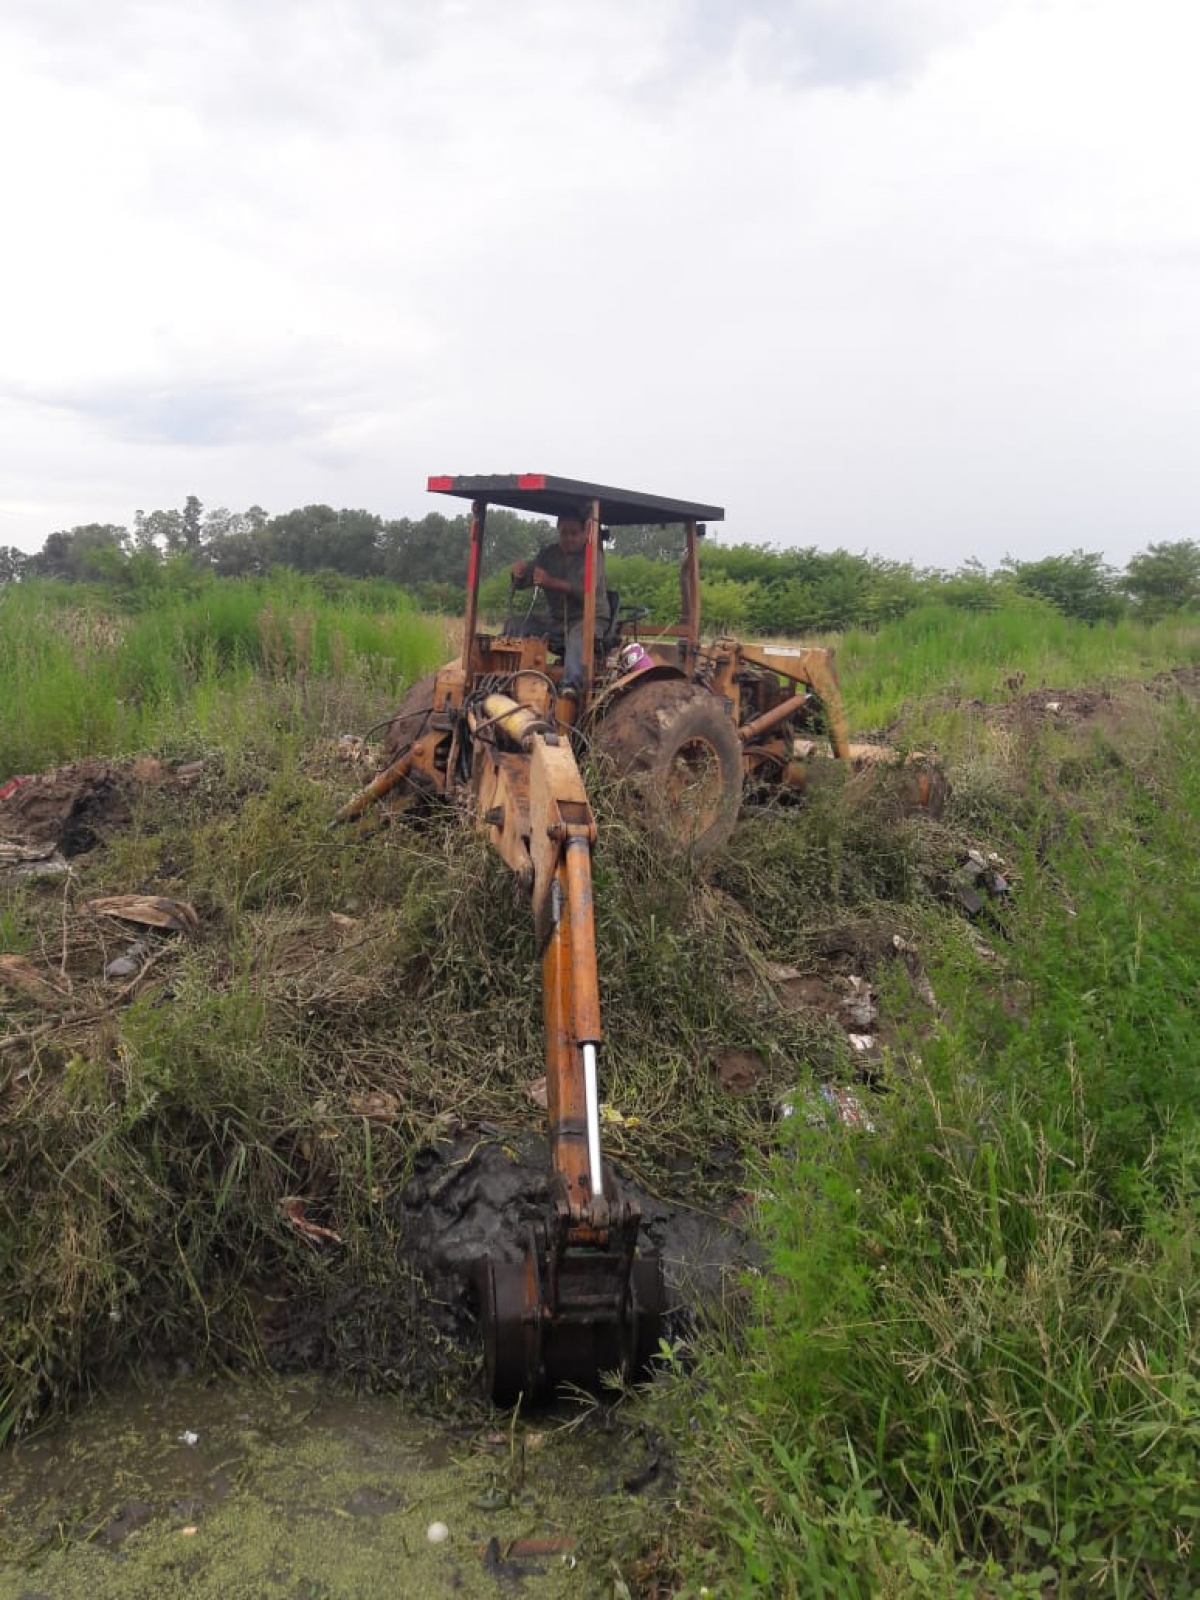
[2,0,1197,568]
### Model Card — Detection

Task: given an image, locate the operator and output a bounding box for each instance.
[510,513,610,697]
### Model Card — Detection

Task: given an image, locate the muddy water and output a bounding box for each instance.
[0,1374,670,1598]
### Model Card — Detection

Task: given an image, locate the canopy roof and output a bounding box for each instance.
[426,473,724,527]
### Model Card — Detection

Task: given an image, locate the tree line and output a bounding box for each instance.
[2,496,1198,629]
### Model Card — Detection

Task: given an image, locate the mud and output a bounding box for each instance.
[198,1125,755,1413]
[0,757,211,872]
[0,1373,669,1599]
[0,760,128,859]
[396,1130,751,1329]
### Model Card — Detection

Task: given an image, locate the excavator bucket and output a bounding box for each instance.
[480,1224,666,1406]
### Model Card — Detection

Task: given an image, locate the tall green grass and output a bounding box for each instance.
[677,693,1200,1597]
[0,576,445,774]
[836,602,1200,731]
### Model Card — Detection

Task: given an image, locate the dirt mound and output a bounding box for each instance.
[976,665,1200,732]
[1147,663,1200,697]
[0,758,124,862]
[0,756,205,875]
[396,1130,749,1317]
[879,665,1200,745]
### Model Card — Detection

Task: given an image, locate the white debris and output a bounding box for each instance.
[426,1521,450,1544]
[783,1084,877,1133]
[819,1085,876,1132]
[840,974,876,1029]
[178,1430,199,1446]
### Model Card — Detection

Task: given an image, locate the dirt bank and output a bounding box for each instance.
[0,724,996,1434]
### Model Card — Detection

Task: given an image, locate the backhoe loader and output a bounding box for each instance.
[338,473,941,1404]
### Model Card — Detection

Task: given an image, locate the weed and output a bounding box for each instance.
[671,691,1200,1597]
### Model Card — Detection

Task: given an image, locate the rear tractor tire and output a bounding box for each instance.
[379,672,451,808]
[592,680,743,857]
[383,673,439,762]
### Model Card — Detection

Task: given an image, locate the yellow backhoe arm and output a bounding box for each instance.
[466,693,663,1402]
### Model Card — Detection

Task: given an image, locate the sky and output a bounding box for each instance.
[2,0,1198,570]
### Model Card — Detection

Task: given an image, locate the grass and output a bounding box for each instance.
[0,654,938,1443]
[0,574,446,776]
[669,686,1200,1598]
[834,601,1200,734]
[1,580,1197,1595]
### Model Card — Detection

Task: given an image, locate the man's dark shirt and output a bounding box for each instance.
[528,541,610,633]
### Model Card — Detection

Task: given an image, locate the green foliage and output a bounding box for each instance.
[11,493,1197,643]
[0,584,138,769]
[684,1088,1198,1596]
[713,787,924,930]
[678,695,1200,1597]
[1004,548,1125,623]
[381,506,546,593]
[0,545,29,583]
[264,504,382,577]
[835,600,1200,733]
[973,704,1200,1201]
[1123,539,1200,620]
[602,553,683,622]
[25,524,131,581]
[606,521,689,559]
[936,559,1010,613]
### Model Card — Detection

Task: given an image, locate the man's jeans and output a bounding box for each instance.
[562,621,607,692]
[562,620,588,692]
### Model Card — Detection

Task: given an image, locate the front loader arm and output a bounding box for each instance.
[735,643,852,758]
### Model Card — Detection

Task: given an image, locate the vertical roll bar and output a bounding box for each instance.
[680,517,701,667]
[581,496,601,700]
[461,498,488,673]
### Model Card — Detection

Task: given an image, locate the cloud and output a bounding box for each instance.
[20,380,322,451]
[669,0,991,89]
[2,0,1199,567]
[2,0,444,134]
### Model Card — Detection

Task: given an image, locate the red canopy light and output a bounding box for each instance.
[427,475,454,491]
[516,473,547,489]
